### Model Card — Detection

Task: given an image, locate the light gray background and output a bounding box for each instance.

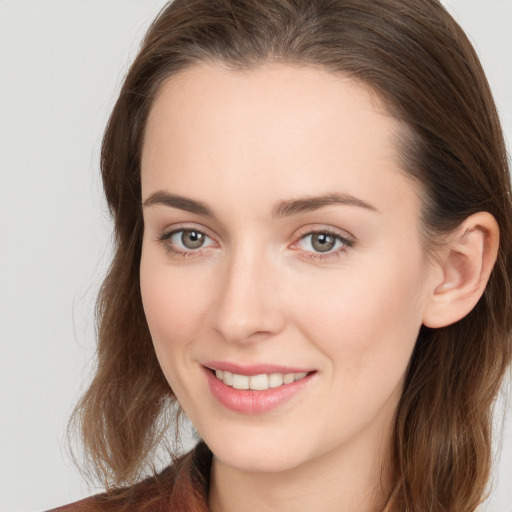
[0,1,511,511]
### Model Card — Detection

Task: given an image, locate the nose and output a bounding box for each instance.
[210,248,286,345]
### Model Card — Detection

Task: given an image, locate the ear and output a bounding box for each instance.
[422,212,499,329]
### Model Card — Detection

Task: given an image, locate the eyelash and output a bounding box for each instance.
[157,227,355,261]
[292,228,355,261]
[158,227,216,258]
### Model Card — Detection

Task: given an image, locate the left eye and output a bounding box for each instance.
[167,229,215,250]
[298,232,349,253]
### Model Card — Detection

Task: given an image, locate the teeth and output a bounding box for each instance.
[283,373,295,384]
[232,374,250,390]
[268,373,283,388]
[214,370,309,390]
[223,371,233,386]
[249,374,269,390]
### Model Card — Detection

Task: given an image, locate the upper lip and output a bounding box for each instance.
[203,361,314,376]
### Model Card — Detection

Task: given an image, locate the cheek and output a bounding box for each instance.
[293,253,427,381]
[139,258,218,413]
[139,255,213,360]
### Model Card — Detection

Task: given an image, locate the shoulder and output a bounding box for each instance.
[46,495,106,512]
[47,442,212,512]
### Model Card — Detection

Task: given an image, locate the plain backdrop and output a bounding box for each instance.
[0,1,511,511]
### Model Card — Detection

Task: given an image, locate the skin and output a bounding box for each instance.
[139,63,458,511]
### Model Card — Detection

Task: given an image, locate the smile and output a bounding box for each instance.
[204,365,315,414]
[214,370,309,390]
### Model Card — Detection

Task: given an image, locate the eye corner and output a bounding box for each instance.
[156,225,219,259]
[290,226,356,262]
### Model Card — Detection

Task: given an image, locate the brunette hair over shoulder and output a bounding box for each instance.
[72,1,512,510]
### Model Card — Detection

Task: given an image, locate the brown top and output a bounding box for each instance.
[48,442,400,511]
[48,442,212,512]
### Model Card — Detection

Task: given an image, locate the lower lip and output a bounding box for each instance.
[204,368,314,414]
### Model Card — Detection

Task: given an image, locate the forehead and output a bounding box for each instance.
[141,63,418,219]
[143,62,394,160]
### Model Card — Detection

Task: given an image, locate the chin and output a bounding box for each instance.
[198,422,317,474]
[213,442,305,473]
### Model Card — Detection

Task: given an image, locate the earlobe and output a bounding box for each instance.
[422,212,499,329]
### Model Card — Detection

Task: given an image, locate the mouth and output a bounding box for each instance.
[202,363,316,414]
[210,368,310,390]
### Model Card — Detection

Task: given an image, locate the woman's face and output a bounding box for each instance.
[140,63,436,473]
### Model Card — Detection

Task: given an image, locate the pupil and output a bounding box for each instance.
[312,233,335,252]
[182,230,204,249]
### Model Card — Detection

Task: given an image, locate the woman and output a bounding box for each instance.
[52,0,512,510]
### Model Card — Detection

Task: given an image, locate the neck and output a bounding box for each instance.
[208,424,395,512]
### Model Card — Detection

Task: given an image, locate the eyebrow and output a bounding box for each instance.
[272,193,378,218]
[142,191,214,217]
[142,191,378,218]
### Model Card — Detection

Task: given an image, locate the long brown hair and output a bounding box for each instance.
[72,1,512,510]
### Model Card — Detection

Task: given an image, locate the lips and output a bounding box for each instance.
[203,362,315,414]
[204,361,313,376]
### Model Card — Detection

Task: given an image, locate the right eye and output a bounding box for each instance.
[160,228,216,256]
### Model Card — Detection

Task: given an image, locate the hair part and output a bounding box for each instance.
[71,1,512,510]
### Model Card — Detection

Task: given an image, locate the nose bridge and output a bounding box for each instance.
[210,240,284,343]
